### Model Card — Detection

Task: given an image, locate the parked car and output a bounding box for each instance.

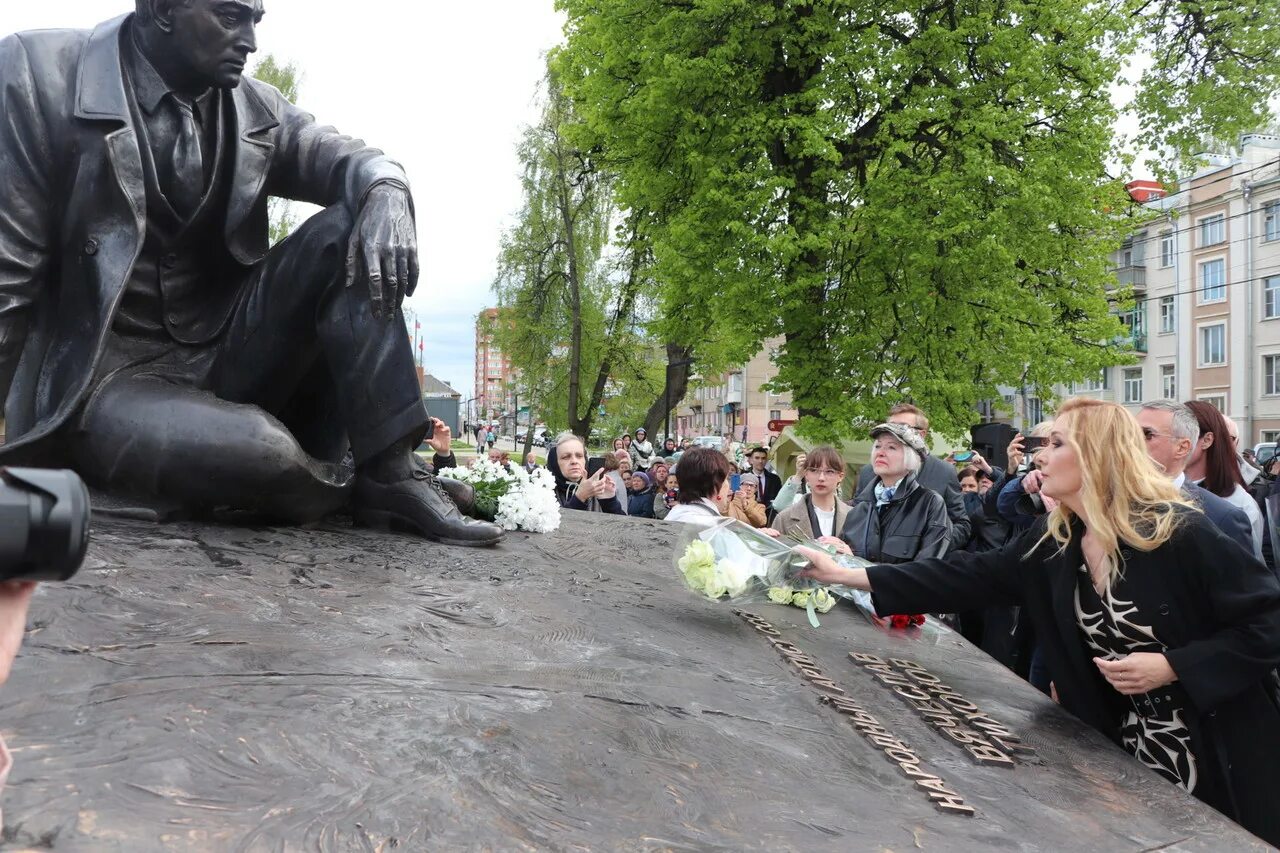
[1254,442,1277,468]
[692,436,724,451]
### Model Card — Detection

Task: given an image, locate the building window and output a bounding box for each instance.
[1026,397,1043,426]
[1262,430,1280,444]
[1159,296,1176,334]
[769,409,781,421]
[1199,394,1226,413]
[1266,355,1280,397]
[1200,324,1226,366]
[1122,368,1143,404]
[1199,258,1226,303]
[1265,202,1280,242]
[1083,368,1109,391]
[1161,364,1176,399]
[1266,276,1280,319]
[1198,213,1225,247]
[1160,233,1175,267]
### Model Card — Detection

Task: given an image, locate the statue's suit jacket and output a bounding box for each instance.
[0,14,409,463]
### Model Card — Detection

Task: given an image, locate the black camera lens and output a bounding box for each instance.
[0,468,91,582]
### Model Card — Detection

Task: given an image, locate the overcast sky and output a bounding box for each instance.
[0,1,565,399]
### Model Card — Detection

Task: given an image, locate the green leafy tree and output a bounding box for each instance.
[250,55,302,246]
[554,0,1280,440]
[493,70,648,450]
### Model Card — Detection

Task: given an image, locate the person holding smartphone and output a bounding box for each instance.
[547,433,624,514]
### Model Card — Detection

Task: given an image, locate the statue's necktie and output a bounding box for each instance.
[168,95,204,217]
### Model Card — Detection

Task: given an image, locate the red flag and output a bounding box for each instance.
[419,340,424,351]
[415,321,421,330]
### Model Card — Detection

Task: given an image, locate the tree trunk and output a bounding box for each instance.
[642,343,694,439]
[557,146,586,439]
[522,397,537,462]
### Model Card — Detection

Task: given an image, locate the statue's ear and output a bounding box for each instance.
[148,0,179,34]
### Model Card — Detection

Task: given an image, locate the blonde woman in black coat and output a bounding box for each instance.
[798,398,1280,845]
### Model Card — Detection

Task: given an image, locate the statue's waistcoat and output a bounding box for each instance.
[115,79,242,345]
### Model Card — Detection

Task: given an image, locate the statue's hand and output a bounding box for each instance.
[345,184,418,319]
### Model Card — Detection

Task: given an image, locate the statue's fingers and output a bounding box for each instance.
[395,248,410,309]
[344,231,361,289]
[406,247,420,298]
[364,245,384,319]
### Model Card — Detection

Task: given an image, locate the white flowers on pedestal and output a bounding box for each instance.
[436,460,561,534]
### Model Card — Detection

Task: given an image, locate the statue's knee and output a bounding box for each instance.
[240,410,310,478]
[296,205,354,252]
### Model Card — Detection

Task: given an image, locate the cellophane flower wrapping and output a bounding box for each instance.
[436,460,561,533]
[674,518,817,604]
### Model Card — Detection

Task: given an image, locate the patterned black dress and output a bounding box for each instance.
[1073,565,1198,792]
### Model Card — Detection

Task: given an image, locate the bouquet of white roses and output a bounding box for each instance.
[674,520,870,626]
[436,459,561,533]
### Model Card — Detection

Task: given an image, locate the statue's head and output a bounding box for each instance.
[134,0,263,90]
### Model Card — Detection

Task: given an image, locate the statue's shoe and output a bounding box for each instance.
[354,469,505,547]
[437,477,476,517]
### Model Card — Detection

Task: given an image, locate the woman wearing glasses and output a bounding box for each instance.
[796,399,1280,846]
[772,446,849,543]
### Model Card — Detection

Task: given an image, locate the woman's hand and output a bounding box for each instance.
[761,528,782,538]
[0,581,36,684]
[1094,654,1177,695]
[1006,433,1025,472]
[794,546,869,588]
[426,417,452,456]
[816,536,852,556]
[575,469,615,502]
[970,451,993,476]
[1022,469,1045,495]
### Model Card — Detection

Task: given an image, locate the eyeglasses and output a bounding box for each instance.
[807,468,842,478]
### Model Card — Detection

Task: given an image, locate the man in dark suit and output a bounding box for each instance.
[856,403,971,550]
[744,446,782,507]
[0,1,502,545]
[1139,402,1252,553]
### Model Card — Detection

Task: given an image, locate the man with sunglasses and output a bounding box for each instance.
[1138,401,1252,554]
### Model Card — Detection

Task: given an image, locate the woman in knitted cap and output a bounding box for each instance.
[626,471,656,518]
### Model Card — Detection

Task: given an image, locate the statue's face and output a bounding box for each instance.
[168,0,263,89]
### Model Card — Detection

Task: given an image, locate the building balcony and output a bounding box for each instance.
[1112,265,1147,293]
[1112,331,1148,354]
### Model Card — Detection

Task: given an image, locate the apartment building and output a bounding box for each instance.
[672,338,799,445]
[1064,133,1280,445]
[473,308,516,423]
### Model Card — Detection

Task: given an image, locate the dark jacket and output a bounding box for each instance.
[0,15,408,463]
[546,445,623,515]
[1183,481,1254,557]
[859,455,969,550]
[747,467,782,506]
[963,491,1011,553]
[840,472,951,564]
[867,511,1280,846]
[996,473,1045,529]
[627,486,655,519]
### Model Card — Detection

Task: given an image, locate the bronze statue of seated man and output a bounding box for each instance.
[0,0,503,546]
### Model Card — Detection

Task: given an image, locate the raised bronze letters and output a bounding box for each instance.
[849,652,1035,765]
[733,610,975,817]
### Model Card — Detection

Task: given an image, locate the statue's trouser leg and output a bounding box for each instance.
[72,375,352,522]
[206,204,428,465]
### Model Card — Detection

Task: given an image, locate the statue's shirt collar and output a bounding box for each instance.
[126,24,215,120]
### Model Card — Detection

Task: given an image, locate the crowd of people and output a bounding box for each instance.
[541,400,1280,844]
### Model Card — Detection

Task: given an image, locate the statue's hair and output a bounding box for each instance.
[1030,398,1195,588]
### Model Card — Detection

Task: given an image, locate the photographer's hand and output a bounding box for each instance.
[0,582,35,684]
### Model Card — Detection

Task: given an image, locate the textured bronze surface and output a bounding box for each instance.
[0,513,1268,850]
